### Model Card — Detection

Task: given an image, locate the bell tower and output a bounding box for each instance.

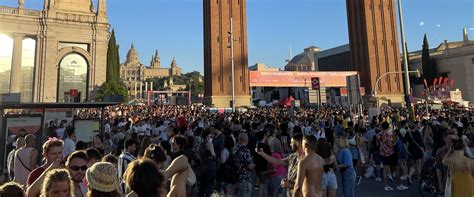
[203,0,251,108]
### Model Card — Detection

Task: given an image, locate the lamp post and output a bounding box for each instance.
[397,0,413,119]
[373,69,420,109]
[229,17,236,112]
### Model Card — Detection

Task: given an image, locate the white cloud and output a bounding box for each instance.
[436,24,441,27]
[419,21,425,26]
[469,27,474,31]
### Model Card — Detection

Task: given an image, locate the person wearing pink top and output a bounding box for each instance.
[268,138,287,197]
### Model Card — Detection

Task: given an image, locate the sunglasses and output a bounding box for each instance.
[69,165,88,171]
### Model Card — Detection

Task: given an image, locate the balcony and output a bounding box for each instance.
[0,6,41,17]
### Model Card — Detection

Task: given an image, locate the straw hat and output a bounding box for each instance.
[86,162,119,192]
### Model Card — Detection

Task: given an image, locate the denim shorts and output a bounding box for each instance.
[321,171,338,190]
[349,147,360,160]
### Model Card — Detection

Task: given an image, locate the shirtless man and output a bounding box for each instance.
[293,135,324,197]
[163,135,190,197]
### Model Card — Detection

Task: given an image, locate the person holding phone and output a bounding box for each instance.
[25,138,65,196]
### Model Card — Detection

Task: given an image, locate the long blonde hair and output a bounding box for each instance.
[41,169,73,197]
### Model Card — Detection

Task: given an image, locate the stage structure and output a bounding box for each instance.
[147,91,191,106]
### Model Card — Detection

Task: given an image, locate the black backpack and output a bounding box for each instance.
[219,150,240,184]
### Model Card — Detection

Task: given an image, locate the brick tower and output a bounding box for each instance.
[203,0,251,108]
[346,0,404,101]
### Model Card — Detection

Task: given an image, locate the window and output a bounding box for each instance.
[58,42,89,51]
[20,38,36,102]
[471,58,474,64]
[57,53,88,102]
[0,34,13,94]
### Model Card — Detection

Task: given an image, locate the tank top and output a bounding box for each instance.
[13,147,33,185]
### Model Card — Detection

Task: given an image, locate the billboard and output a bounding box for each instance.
[249,71,357,87]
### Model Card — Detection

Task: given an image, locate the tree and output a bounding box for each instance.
[97,29,128,102]
[106,29,120,82]
[96,81,129,102]
[422,34,437,86]
[147,72,204,98]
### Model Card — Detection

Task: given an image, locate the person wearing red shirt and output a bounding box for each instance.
[26,138,64,186]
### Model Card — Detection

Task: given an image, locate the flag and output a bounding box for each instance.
[450,79,455,89]
[442,78,449,88]
[433,78,438,87]
[424,79,429,89]
[438,76,443,85]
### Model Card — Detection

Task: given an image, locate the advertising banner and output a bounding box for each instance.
[249,71,357,87]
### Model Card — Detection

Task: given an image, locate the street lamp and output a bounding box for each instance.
[373,69,420,109]
[397,0,413,119]
[228,17,236,112]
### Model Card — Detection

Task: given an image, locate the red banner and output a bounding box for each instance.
[311,77,320,90]
[341,88,348,96]
[249,71,357,87]
[70,89,78,97]
[360,87,366,96]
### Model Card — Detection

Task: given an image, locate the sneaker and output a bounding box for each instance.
[384,186,394,191]
[397,185,409,191]
[356,176,362,185]
[400,175,407,180]
[375,177,382,182]
[388,175,394,182]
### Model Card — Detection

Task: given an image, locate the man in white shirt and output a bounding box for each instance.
[104,121,111,134]
[63,127,76,158]
[55,124,65,140]
[118,139,138,193]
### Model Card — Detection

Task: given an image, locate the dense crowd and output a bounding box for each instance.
[1,104,473,197]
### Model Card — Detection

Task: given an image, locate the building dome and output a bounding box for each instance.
[171,57,177,68]
[126,43,139,64]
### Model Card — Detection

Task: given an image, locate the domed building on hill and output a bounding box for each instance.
[120,44,182,99]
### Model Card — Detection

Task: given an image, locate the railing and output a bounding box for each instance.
[0,6,18,15]
[23,9,41,17]
[0,6,41,17]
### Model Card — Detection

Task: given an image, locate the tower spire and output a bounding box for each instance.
[463,28,470,44]
[97,0,108,23]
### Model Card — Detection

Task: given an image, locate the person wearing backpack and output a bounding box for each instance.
[219,136,237,195]
[199,129,217,197]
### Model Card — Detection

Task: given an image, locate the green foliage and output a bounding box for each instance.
[106,29,120,82]
[147,71,204,98]
[96,80,129,102]
[98,29,128,102]
[422,34,437,86]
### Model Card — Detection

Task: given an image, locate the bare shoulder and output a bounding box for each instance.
[299,156,310,165]
[316,155,325,165]
[175,155,189,163]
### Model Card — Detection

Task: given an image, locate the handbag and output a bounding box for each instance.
[444,171,452,197]
[187,165,196,186]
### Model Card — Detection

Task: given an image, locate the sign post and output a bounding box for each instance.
[311,77,321,108]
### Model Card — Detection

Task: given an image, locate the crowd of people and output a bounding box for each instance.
[1,104,473,197]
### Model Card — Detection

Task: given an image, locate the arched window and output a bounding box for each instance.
[57,53,88,102]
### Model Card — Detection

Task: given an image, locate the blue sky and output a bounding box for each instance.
[2,0,473,73]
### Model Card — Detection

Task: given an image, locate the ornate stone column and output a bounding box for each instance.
[10,34,23,94]
[134,81,137,99]
[139,82,143,99]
